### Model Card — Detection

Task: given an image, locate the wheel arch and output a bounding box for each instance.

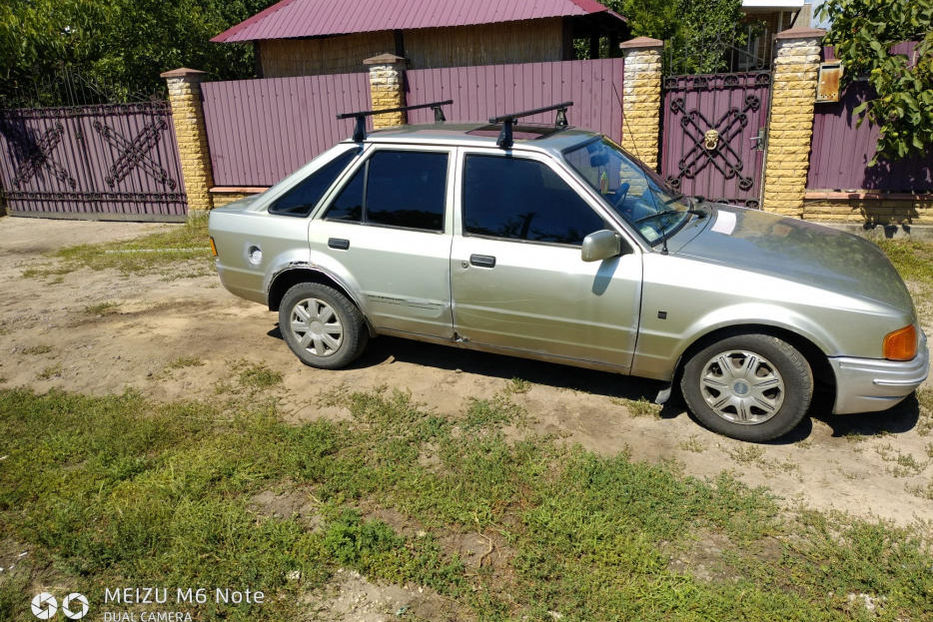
[268,267,374,335]
[671,324,836,402]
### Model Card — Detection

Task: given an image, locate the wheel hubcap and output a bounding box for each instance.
[290,298,343,357]
[699,349,785,425]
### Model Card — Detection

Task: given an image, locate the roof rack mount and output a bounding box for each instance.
[336,99,454,142]
[489,101,573,149]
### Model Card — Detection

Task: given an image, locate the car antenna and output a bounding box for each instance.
[612,83,645,165]
[336,99,453,142]
[488,101,573,149]
[613,83,670,255]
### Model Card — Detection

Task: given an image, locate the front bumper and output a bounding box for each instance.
[830,330,929,414]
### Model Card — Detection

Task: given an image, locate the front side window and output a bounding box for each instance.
[269,148,359,217]
[324,150,448,231]
[462,155,605,246]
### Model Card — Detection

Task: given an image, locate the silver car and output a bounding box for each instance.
[208,108,928,442]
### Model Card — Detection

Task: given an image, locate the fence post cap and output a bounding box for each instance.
[619,37,664,50]
[774,27,826,40]
[363,53,407,66]
[160,67,207,79]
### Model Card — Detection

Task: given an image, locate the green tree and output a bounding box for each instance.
[604,0,749,73]
[816,0,933,162]
[0,0,274,106]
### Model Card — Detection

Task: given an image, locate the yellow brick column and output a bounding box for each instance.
[620,37,664,170]
[363,54,408,129]
[161,67,214,215]
[761,27,826,216]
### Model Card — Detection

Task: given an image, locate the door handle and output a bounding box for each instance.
[469,254,496,268]
[328,237,350,250]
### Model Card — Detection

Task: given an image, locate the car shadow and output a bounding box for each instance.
[268,327,666,403]
[267,326,924,441]
[811,393,921,438]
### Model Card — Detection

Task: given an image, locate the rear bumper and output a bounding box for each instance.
[830,330,929,414]
[216,261,266,305]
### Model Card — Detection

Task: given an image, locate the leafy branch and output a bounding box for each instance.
[817,0,933,163]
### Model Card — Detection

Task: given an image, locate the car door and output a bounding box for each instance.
[309,145,454,339]
[450,148,642,371]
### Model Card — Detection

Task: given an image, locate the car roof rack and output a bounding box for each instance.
[489,101,573,149]
[336,99,454,142]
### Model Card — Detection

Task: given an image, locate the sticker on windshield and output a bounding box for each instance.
[711,210,737,235]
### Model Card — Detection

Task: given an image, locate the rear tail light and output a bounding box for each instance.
[883,325,917,361]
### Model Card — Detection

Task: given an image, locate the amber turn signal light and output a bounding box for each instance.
[883,325,917,361]
[209,236,218,257]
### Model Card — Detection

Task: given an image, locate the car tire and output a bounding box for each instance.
[279,282,368,369]
[680,334,812,442]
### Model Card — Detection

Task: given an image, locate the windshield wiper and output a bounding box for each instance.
[634,207,706,225]
[635,203,706,255]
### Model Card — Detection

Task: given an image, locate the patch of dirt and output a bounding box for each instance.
[249,486,324,531]
[302,569,470,622]
[439,532,514,571]
[1,215,932,526]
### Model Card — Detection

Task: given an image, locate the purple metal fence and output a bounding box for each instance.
[405,58,624,141]
[202,73,371,187]
[807,80,932,193]
[0,102,186,220]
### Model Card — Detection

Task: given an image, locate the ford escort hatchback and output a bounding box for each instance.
[208,101,928,442]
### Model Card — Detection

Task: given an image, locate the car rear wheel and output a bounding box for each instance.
[680,334,813,441]
[279,282,368,369]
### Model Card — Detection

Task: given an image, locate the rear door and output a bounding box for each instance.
[310,145,454,339]
[449,148,642,371]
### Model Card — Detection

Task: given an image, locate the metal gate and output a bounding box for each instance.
[659,71,771,208]
[0,101,186,221]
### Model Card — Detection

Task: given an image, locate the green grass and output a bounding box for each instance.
[1,387,930,621]
[874,238,933,286]
[83,301,119,316]
[23,216,212,279]
[20,344,52,355]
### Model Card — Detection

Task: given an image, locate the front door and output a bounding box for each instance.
[310,146,454,339]
[450,150,642,371]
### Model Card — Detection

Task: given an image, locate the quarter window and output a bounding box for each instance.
[324,150,448,231]
[268,148,359,217]
[462,155,604,245]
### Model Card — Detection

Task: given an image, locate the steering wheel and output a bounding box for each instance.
[611,182,631,215]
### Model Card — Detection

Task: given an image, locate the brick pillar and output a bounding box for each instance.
[161,67,214,215]
[619,37,664,170]
[761,27,826,216]
[363,54,408,129]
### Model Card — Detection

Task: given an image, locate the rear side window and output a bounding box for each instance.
[268,149,359,217]
[462,155,604,245]
[324,150,448,231]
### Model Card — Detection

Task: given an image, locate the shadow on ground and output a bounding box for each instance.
[269,327,666,403]
[268,326,924,442]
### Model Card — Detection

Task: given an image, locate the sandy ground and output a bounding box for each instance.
[2,215,932,538]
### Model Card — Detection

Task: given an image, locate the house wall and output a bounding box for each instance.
[258,18,564,77]
[259,32,394,77]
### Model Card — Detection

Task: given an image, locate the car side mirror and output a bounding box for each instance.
[581,229,622,262]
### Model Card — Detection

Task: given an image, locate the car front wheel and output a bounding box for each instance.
[680,334,813,442]
[279,282,368,369]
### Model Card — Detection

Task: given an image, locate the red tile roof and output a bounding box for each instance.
[213,0,621,43]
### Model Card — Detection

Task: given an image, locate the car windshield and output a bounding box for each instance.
[564,137,692,244]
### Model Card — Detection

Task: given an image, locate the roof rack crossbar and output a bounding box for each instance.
[488,101,573,148]
[336,99,454,142]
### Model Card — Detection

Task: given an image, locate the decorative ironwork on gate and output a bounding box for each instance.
[0,101,186,221]
[660,71,771,208]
